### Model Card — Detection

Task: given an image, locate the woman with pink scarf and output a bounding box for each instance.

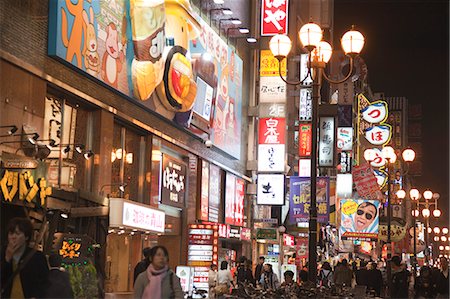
[134,246,183,299]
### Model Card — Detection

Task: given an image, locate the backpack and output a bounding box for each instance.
[320,270,332,288]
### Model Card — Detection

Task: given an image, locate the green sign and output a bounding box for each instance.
[256,228,277,240]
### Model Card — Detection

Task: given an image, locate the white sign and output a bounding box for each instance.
[259,103,286,118]
[176,266,194,294]
[188,251,213,256]
[258,144,285,172]
[298,159,311,177]
[299,88,312,121]
[257,174,285,205]
[188,245,213,251]
[109,198,165,233]
[188,256,213,261]
[364,125,391,145]
[361,102,387,123]
[319,117,335,167]
[189,229,213,235]
[300,54,313,85]
[337,127,353,151]
[259,76,287,103]
[337,79,354,105]
[336,174,353,198]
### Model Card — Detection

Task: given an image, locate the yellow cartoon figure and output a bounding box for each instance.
[156,0,200,112]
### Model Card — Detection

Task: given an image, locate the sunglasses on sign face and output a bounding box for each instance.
[357,209,373,220]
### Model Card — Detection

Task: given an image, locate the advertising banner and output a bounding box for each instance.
[352,163,383,200]
[225,173,236,225]
[337,127,353,151]
[258,117,286,172]
[208,164,220,223]
[234,178,245,226]
[48,0,243,159]
[299,123,312,157]
[340,199,380,241]
[289,177,329,224]
[160,154,186,208]
[261,0,289,36]
[200,160,209,221]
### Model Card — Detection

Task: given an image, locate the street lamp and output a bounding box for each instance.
[270,21,365,283]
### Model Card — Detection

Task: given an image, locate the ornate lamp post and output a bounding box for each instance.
[270,22,364,282]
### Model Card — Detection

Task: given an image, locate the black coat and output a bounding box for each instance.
[133,259,150,283]
[355,268,370,286]
[391,269,409,299]
[237,266,255,285]
[434,270,449,296]
[1,246,49,298]
[44,269,74,298]
[366,269,383,297]
[254,264,263,283]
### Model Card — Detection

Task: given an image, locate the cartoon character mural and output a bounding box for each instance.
[128,0,166,100]
[60,0,86,68]
[155,0,200,113]
[82,6,100,76]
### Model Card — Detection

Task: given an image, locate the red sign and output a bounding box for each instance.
[225,173,236,225]
[295,237,308,267]
[218,224,230,238]
[283,234,295,246]
[240,228,251,241]
[352,163,383,200]
[200,161,209,221]
[259,118,286,144]
[299,123,312,156]
[234,178,245,226]
[261,0,289,36]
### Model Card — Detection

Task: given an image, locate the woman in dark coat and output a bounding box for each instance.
[1,217,49,298]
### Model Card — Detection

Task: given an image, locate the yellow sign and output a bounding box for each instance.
[0,170,51,206]
[260,50,287,77]
[342,200,358,215]
[59,240,81,259]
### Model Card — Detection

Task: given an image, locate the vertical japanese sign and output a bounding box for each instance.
[200,160,209,221]
[299,88,313,121]
[259,50,287,103]
[258,118,286,172]
[299,124,312,156]
[295,237,308,265]
[289,177,329,224]
[234,178,245,227]
[261,0,289,36]
[208,164,220,223]
[160,155,186,208]
[337,127,353,151]
[225,173,236,225]
[257,174,285,205]
[319,117,335,167]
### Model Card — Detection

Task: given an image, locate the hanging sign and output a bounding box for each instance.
[340,199,380,241]
[258,118,286,172]
[319,117,335,167]
[200,161,209,221]
[337,127,353,151]
[257,174,284,205]
[261,0,289,36]
[299,124,312,157]
[299,88,312,121]
[208,164,220,223]
[160,155,186,208]
[352,163,383,200]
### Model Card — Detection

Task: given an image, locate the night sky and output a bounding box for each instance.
[334,0,449,227]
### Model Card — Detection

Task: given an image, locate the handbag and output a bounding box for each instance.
[214,283,229,296]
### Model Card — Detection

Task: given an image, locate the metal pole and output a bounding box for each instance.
[425,201,429,265]
[413,201,417,275]
[308,68,320,283]
[386,163,392,296]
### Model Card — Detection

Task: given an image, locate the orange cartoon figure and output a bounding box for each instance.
[101,23,125,89]
[82,6,99,77]
[61,0,88,68]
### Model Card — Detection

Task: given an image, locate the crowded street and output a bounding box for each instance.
[0,0,449,298]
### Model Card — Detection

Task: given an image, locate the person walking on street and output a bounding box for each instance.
[355,260,369,287]
[1,217,49,299]
[134,247,152,283]
[390,256,409,299]
[44,253,74,298]
[435,257,449,298]
[215,261,234,298]
[280,270,300,298]
[237,259,255,286]
[414,265,435,299]
[134,246,183,299]
[333,259,353,287]
[318,261,333,288]
[260,263,280,291]
[208,263,218,299]
[254,256,265,284]
[366,261,383,297]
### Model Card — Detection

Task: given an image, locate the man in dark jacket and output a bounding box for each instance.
[390,256,409,299]
[355,260,369,287]
[44,254,74,298]
[133,247,151,283]
[1,217,49,298]
[366,262,383,297]
[254,256,265,284]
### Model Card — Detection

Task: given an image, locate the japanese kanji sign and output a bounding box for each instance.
[259,118,286,144]
[299,88,312,121]
[259,50,287,102]
[161,154,186,208]
[258,118,286,172]
[257,174,285,205]
[261,0,289,36]
[57,234,90,264]
[299,124,312,157]
[260,50,287,77]
[319,117,335,167]
[289,176,329,224]
[337,127,353,151]
[351,163,383,200]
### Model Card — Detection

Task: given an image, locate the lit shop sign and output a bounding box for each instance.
[299,88,313,121]
[337,127,353,151]
[261,0,289,36]
[229,226,241,239]
[109,198,165,233]
[218,224,230,238]
[257,174,285,205]
[1,170,52,206]
[256,228,277,240]
[339,198,380,241]
[319,117,335,167]
[299,124,312,157]
[160,154,186,208]
[188,224,218,291]
[258,118,286,172]
[225,174,244,226]
[240,228,251,241]
[283,234,295,246]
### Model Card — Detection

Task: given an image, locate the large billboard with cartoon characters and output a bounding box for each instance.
[48,0,243,159]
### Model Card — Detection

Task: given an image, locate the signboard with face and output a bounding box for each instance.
[257,174,285,205]
[340,199,380,241]
[160,154,186,208]
[261,0,289,36]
